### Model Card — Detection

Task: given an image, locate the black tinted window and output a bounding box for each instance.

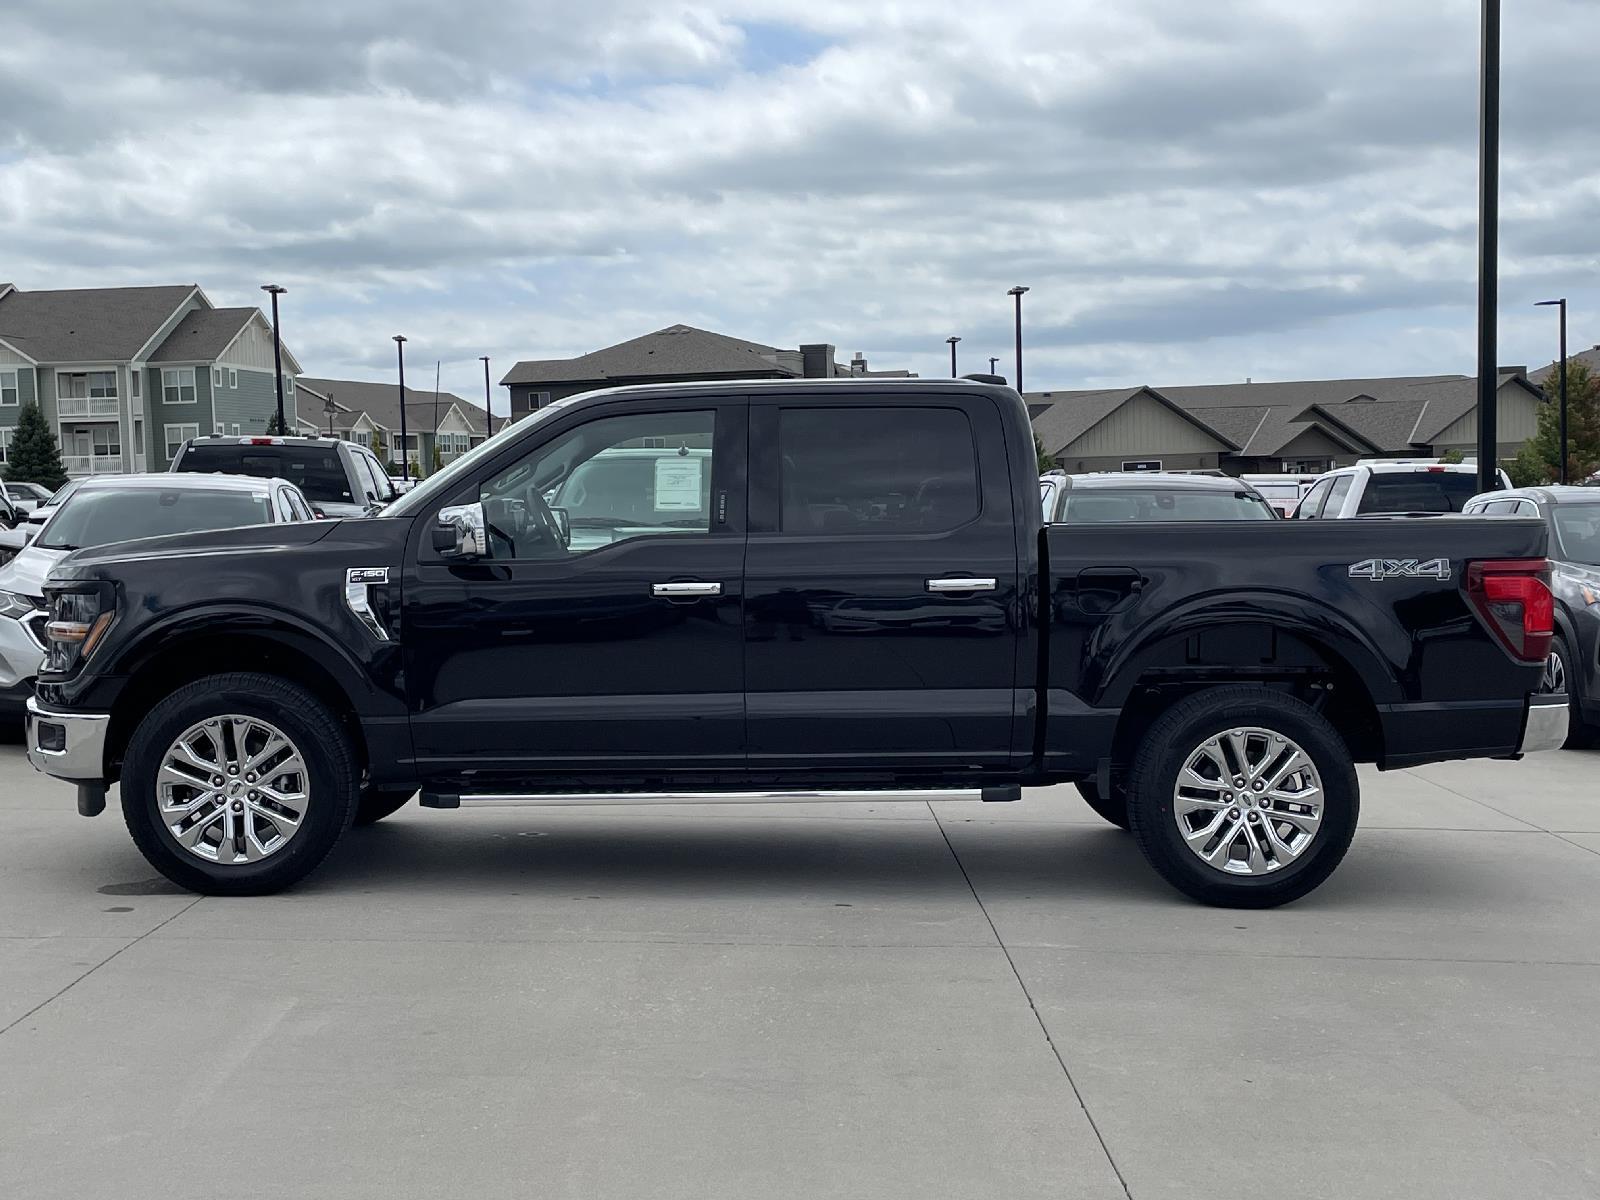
[175,444,354,503]
[38,487,273,550]
[1358,471,1482,514]
[778,407,978,534]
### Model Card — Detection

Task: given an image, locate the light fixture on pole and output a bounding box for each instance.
[324,390,337,437]
[260,284,287,432]
[393,335,410,484]
[1007,286,1029,394]
[988,356,999,376]
[480,355,493,439]
[1535,299,1568,484]
[946,336,961,378]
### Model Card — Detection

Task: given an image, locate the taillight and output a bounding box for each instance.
[1464,558,1553,664]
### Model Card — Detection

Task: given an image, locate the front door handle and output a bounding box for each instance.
[652,581,723,597]
[926,577,998,593]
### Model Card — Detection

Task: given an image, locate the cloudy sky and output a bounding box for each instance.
[3,0,1598,409]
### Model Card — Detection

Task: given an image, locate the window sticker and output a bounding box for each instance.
[654,455,703,511]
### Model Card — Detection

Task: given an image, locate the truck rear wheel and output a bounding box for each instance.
[1125,685,1358,908]
[121,672,359,895]
[1074,780,1130,830]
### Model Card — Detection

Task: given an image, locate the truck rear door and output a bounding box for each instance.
[743,391,1022,777]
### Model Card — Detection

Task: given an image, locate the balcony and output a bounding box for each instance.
[57,395,121,419]
[62,454,124,476]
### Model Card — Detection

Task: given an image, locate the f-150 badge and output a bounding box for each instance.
[1348,558,1451,582]
[347,567,389,586]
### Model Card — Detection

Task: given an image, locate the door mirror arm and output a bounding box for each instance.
[433,502,488,559]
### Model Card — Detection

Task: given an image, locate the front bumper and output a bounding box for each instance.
[1519,694,1570,755]
[26,697,110,781]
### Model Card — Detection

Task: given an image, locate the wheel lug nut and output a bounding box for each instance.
[1253,780,1265,791]
[248,791,259,801]
[1233,777,1245,787]
[245,773,256,783]
[228,767,238,776]
[212,776,224,786]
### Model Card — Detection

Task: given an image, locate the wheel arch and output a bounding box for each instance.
[104,617,377,779]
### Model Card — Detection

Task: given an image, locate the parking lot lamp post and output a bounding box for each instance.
[1475,0,1500,495]
[1008,286,1029,394]
[480,356,492,438]
[261,284,287,431]
[393,336,410,484]
[1535,299,1568,484]
[946,336,961,378]
[988,356,999,376]
[324,391,337,437]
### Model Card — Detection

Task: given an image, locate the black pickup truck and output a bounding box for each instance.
[26,379,1565,906]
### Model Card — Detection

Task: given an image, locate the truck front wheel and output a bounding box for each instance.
[121,672,359,895]
[1125,685,1358,908]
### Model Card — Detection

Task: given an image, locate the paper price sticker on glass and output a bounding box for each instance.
[654,455,703,512]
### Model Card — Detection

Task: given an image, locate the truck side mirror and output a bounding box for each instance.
[432,502,487,559]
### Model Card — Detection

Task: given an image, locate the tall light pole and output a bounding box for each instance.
[1475,0,1500,494]
[1008,285,1029,394]
[393,335,410,483]
[261,284,287,432]
[480,355,493,439]
[988,356,999,376]
[1535,300,1568,484]
[946,336,961,378]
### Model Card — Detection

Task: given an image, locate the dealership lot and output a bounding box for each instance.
[1,739,1596,1200]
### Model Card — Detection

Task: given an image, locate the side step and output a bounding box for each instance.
[420,786,1021,810]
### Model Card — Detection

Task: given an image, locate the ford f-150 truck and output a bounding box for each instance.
[25,379,1566,906]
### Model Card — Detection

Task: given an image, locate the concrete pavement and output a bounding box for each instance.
[1,740,1596,1199]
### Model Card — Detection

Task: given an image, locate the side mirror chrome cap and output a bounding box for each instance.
[434,502,487,559]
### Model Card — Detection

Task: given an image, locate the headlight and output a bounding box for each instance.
[42,584,116,675]
[0,590,36,620]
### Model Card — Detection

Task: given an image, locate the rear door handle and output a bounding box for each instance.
[926,577,997,593]
[652,581,722,597]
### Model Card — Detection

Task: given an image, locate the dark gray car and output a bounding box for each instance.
[1465,485,1600,741]
[169,435,397,519]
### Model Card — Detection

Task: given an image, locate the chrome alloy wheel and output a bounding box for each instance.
[156,715,310,864]
[1540,650,1566,695]
[1172,726,1323,876]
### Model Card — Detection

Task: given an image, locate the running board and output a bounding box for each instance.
[420,786,1020,810]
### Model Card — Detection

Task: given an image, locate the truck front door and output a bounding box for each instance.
[402,399,748,780]
[743,394,1022,779]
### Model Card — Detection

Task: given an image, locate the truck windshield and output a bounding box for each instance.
[1356,471,1482,514]
[37,487,274,550]
[176,444,353,504]
[1059,488,1275,522]
[1553,502,1600,566]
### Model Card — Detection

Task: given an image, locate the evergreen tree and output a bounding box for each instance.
[3,401,69,490]
[1508,362,1600,486]
[265,409,289,435]
[1034,433,1054,474]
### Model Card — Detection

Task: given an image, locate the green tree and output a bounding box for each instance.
[1439,448,1465,465]
[1509,362,1600,486]
[432,442,443,473]
[1034,433,1054,474]
[2,401,69,490]
[265,409,289,435]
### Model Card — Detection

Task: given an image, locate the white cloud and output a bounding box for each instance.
[2,0,1598,405]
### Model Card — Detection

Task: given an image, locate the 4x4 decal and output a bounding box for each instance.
[1348,558,1452,582]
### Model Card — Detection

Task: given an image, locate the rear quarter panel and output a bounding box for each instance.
[1040,516,1548,770]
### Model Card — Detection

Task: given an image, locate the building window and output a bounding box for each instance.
[213,367,225,387]
[284,376,295,397]
[396,434,416,451]
[92,426,121,457]
[162,368,197,404]
[228,368,238,388]
[58,371,117,399]
[164,422,199,459]
[0,369,16,406]
[130,371,141,398]
[214,422,225,435]
[231,423,240,436]
[0,429,13,463]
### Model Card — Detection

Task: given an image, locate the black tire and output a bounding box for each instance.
[1125,685,1359,908]
[354,786,415,826]
[1545,634,1589,749]
[1074,779,1130,830]
[121,672,359,895]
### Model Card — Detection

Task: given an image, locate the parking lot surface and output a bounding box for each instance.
[1,738,1597,1200]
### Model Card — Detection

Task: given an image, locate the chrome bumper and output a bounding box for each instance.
[1519,694,1569,755]
[26,697,111,781]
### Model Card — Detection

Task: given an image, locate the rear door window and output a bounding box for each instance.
[1322,474,1355,516]
[777,407,978,534]
[1295,477,1334,519]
